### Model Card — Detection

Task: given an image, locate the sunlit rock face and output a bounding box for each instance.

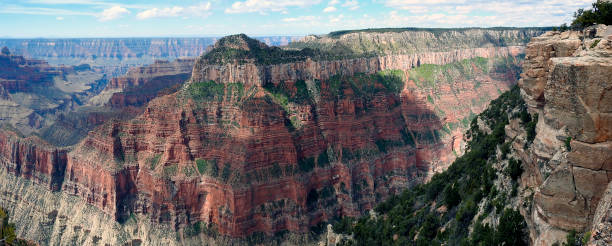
[514,25,612,245]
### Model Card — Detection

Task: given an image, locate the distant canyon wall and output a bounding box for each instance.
[0,37,302,64]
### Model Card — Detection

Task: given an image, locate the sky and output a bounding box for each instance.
[0,0,596,38]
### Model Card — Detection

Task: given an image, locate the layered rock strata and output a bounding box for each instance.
[61,35,522,240]
[513,25,612,245]
[105,58,195,108]
[107,59,195,90]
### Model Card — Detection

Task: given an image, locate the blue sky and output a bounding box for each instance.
[0,0,595,38]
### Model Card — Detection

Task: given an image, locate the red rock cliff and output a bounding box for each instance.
[0,130,67,191]
[62,34,526,238]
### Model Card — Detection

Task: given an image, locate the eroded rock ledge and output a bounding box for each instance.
[516,25,612,245]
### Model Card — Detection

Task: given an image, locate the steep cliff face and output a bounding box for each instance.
[0,53,58,93]
[59,33,524,241]
[289,28,545,57]
[107,59,195,90]
[512,25,612,245]
[0,29,541,245]
[0,129,67,191]
[105,58,194,109]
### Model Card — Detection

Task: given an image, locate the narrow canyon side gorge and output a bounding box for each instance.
[0,28,546,245]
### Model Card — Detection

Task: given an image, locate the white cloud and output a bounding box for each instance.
[97,6,130,21]
[137,7,182,19]
[342,0,359,10]
[283,15,317,22]
[329,0,340,5]
[56,16,64,20]
[26,0,109,5]
[225,0,321,14]
[25,0,152,9]
[137,2,212,19]
[330,14,343,23]
[0,6,94,16]
[323,6,337,12]
[381,0,593,26]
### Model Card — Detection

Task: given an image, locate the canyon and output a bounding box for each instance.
[320,25,612,246]
[0,28,545,245]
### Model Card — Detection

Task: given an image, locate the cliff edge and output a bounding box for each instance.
[516,25,612,245]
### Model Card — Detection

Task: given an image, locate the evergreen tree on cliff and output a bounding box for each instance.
[571,0,612,29]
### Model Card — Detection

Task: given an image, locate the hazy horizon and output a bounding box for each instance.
[0,0,594,38]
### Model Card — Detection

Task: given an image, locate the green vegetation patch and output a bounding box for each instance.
[163,165,178,177]
[148,154,162,170]
[202,34,325,65]
[196,159,209,174]
[185,80,244,103]
[263,80,312,107]
[325,69,405,99]
[408,57,489,88]
[571,0,612,29]
[0,207,30,245]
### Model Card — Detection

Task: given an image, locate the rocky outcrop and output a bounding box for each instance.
[0,52,59,93]
[107,59,195,90]
[514,25,612,245]
[290,27,545,57]
[0,50,109,138]
[0,37,303,67]
[590,182,612,245]
[106,59,194,109]
[192,46,523,87]
[0,130,67,191]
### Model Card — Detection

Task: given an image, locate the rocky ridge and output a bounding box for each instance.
[513,25,612,245]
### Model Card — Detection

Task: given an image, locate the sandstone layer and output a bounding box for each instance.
[106,58,195,109]
[513,25,612,245]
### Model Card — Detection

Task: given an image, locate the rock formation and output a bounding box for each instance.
[105,58,195,109]
[513,25,612,245]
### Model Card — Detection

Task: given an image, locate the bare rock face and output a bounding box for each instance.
[590,182,612,245]
[519,31,582,110]
[515,27,612,244]
[107,59,195,90]
[105,58,195,108]
[0,130,67,191]
[0,52,58,93]
[191,46,523,87]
